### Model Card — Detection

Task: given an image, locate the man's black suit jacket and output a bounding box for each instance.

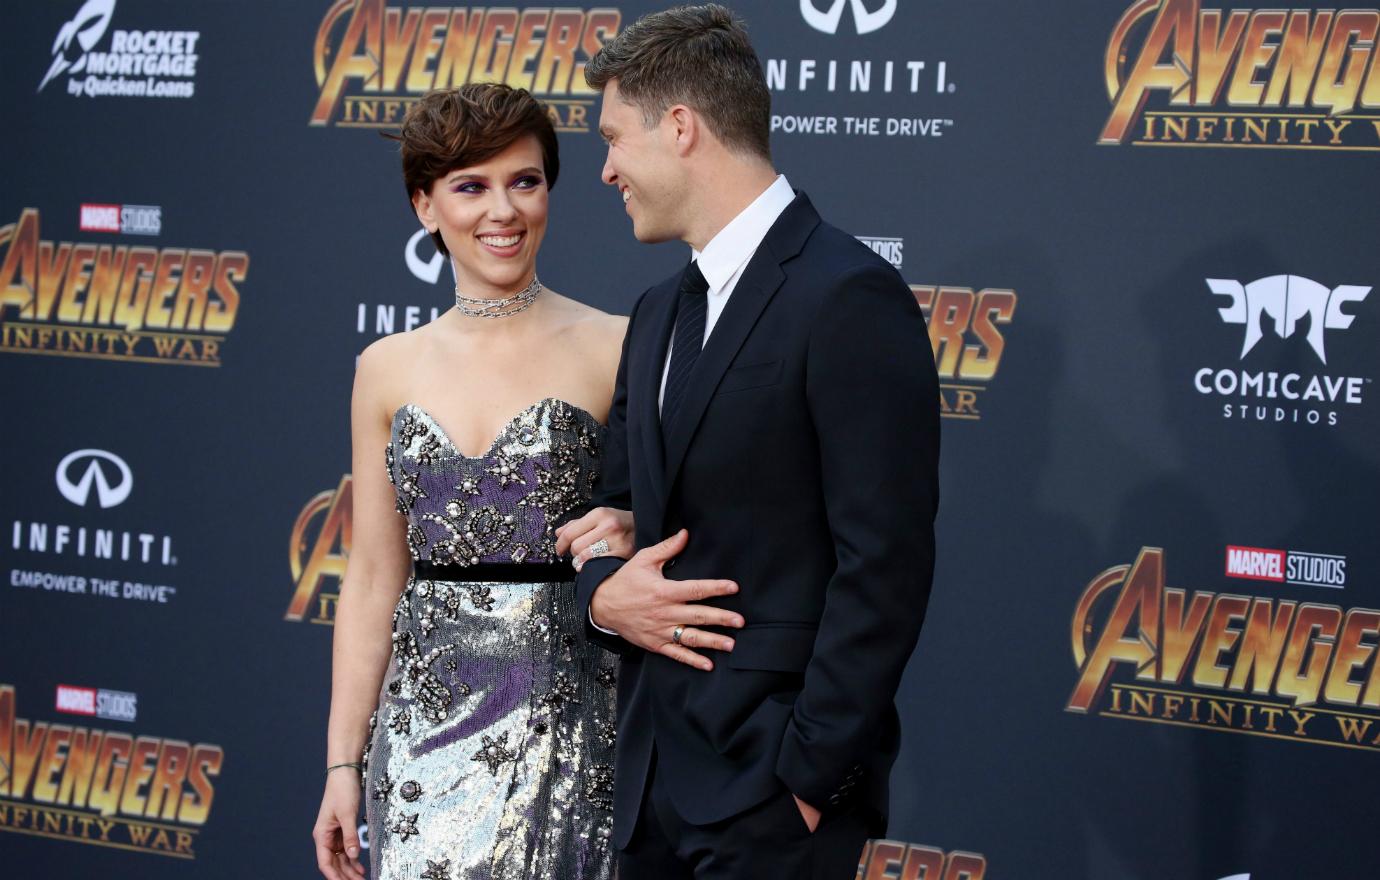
[577,192,939,849]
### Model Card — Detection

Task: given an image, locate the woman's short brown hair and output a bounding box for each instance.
[391,84,560,257]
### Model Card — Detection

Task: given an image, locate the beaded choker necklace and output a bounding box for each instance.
[454,274,543,318]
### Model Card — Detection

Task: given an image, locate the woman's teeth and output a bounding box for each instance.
[479,234,521,247]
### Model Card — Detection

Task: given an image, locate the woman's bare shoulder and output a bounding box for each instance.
[545,293,628,347]
[587,309,630,343]
[358,327,414,371]
[354,325,436,404]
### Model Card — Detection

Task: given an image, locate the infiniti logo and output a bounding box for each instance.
[800,0,897,35]
[56,449,133,508]
[405,228,458,286]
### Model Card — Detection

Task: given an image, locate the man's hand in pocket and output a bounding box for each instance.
[792,795,821,833]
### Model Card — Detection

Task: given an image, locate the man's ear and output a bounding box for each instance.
[666,104,699,157]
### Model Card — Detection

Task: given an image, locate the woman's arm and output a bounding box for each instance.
[555,312,635,567]
[313,341,412,880]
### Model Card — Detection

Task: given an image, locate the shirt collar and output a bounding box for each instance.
[691,175,794,295]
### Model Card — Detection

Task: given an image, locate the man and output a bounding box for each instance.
[556,5,940,878]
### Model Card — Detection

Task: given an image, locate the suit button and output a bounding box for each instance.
[828,793,842,806]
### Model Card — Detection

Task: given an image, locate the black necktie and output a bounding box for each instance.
[661,260,709,431]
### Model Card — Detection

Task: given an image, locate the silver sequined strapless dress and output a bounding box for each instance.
[364,399,616,880]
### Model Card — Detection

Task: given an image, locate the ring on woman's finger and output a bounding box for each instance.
[672,624,685,645]
[587,538,611,558]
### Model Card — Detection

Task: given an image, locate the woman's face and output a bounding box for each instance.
[413,135,549,299]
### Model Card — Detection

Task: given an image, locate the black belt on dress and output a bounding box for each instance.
[412,560,576,583]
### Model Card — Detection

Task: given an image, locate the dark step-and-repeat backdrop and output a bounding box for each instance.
[3,1,1377,877]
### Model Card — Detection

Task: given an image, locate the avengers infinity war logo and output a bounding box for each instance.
[1069,548,1380,752]
[285,475,353,625]
[1101,1,1380,150]
[310,1,621,131]
[0,685,222,859]
[911,285,1017,421]
[0,209,246,366]
[858,839,988,879]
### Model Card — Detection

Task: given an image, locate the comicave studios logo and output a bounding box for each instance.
[801,0,897,35]
[1212,275,1368,364]
[1194,275,1372,427]
[39,0,201,99]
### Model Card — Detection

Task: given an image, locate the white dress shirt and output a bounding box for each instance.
[591,174,794,634]
[658,174,795,409]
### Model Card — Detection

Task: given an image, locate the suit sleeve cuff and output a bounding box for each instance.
[777,719,861,812]
[588,606,618,636]
[576,555,627,653]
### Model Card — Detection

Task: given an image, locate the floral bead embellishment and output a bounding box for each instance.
[486,453,527,489]
[395,468,427,512]
[472,732,516,775]
[421,860,452,880]
[540,671,579,717]
[373,772,394,801]
[388,812,419,841]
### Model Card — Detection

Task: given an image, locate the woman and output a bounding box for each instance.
[312,84,632,880]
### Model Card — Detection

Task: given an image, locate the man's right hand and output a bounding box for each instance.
[589,529,744,670]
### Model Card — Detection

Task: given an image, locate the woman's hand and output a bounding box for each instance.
[555,507,635,570]
[312,770,366,880]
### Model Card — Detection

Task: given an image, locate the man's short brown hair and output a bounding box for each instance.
[390,84,559,257]
[585,4,771,160]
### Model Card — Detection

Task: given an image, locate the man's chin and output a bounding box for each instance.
[630,222,674,244]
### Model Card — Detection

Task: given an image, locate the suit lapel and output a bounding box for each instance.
[635,276,679,520]
[660,194,821,499]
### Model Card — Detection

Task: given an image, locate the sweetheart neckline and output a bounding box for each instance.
[393,398,600,460]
